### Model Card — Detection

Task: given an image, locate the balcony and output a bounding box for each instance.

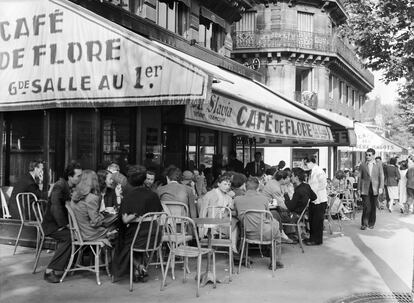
[232,29,374,86]
[294,91,318,110]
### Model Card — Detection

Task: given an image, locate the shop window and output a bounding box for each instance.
[5,111,44,184]
[101,109,133,173]
[292,149,319,169]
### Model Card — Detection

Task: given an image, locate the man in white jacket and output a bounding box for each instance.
[303,157,328,246]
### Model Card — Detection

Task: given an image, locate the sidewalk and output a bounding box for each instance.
[0,210,412,303]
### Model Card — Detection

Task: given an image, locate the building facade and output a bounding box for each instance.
[231,0,375,174]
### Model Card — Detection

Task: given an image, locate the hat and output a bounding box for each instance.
[182,170,194,181]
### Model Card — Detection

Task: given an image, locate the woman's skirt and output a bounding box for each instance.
[387,186,399,200]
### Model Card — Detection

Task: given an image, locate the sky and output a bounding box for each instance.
[368,70,401,105]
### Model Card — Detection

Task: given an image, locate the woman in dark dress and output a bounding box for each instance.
[111,165,163,282]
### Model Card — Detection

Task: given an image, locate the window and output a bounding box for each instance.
[329,74,333,98]
[157,1,175,32]
[176,2,189,37]
[198,22,225,52]
[199,23,212,49]
[297,11,314,32]
[352,90,356,108]
[157,1,189,37]
[295,68,312,92]
[359,95,364,111]
[346,85,350,105]
[339,81,343,103]
[236,11,256,32]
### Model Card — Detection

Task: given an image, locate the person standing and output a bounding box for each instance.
[358,148,385,230]
[303,157,327,246]
[398,160,409,213]
[385,157,401,213]
[42,162,82,283]
[226,150,244,173]
[406,158,414,214]
[245,152,267,177]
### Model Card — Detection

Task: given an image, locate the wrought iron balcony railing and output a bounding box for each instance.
[233,29,374,85]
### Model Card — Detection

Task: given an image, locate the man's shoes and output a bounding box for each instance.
[368,225,374,229]
[44,271,61,283]
[304,241,321,246]
[360,225,367,230]
[268,261,284,270]
[281,237,295,244]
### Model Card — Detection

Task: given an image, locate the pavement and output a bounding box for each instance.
[0,210,413,303]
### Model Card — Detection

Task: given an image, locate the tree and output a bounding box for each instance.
[340,0,414,138]
[381,104,414,149]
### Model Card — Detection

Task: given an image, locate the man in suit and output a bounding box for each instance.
[226,150,244,173]
[9,160,45,219]
[42,162,82,283]
[245,152,267,177]
[358,148,384,230]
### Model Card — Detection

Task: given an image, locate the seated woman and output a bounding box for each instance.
[198,174,238,252]
[111,165,163,283]
[70,170,116,241]
[97,169,116,212]
[110,171,130,210]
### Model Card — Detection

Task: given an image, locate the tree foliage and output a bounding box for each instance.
[341,0,414,139]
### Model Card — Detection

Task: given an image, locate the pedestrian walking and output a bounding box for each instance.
[398,160,409,213]
[358,148,385,230]
[385,157,401,213]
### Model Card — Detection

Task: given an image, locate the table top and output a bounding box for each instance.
[193,217,231,226]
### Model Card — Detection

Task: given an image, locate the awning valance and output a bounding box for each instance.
[0,0,210,111]
[155,43,334,145]
[346,123,407,153]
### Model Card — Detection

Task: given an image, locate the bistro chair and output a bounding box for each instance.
[282,200,310,253]
[238,209,278,277]
[31,199,56,273]
[14,192,39,255]
[129,211,166,292]
[200,206,234,282]
[1,186,12,219]
[60,204,111,285]
[161,215,216,297]
[161,201,192,280]
[342,189,356,220]
[325,194,343,235]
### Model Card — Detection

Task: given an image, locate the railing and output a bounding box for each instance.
[294,91,318,110]
[232,29,374,85]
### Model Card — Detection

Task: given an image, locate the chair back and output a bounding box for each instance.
[1,187,12,219]
[65,203,85,244]
[164,216,201,252]
[32,199,48,237]
[205,206,232,239]
[296,200,310,223]
[162,201,189,217]
[16,192,37,222]
[131,212,167,253]
[328,194,342,215]
[240,209,275,244]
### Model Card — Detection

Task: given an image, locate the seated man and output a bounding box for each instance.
[279,167,316,239]
[9,160,46,219]
[261,170,290,208]
[42,162,82,283]
[234,177,283,269]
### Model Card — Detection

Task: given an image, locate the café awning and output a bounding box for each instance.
[156,43,334,145]
[346,122,406,153]
[0,0,210,111]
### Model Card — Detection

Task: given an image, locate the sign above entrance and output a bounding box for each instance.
[185,93,333,143]
[0,0,210,111]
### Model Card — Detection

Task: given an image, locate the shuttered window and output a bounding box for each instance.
[235,11,256,32]
[297,11,313,32]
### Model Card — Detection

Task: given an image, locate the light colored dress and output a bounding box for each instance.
[398,169,407,204]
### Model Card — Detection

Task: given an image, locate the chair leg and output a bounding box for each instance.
[196,255,201,297]
[171,255,176,280]
[158,247,164,282]
[297,225,304,253]
[183,257,188,283]
[105,247,111,277]
[129,248,134,292]
[13,223,23,255]
[245,243,249,268]
[212,252,216,289]
[95,245,101,286]
[271,242,275,277]
[228,246,232,282]
[32,235,45,274]
[60,244,76,283]
[238,238,245,274]
[161,252,172,291]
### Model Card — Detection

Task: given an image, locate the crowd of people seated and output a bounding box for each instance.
[10,150,335,284]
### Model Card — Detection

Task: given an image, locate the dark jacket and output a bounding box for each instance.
[384,165,400,187]
[9,172,44,219]
[42,178,71,236]
[284,183,317,215]
[245,160,266,177]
